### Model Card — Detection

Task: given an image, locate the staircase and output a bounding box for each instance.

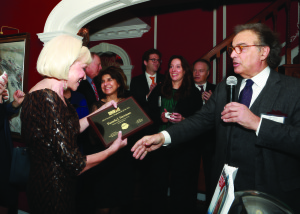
[200,0,298,83]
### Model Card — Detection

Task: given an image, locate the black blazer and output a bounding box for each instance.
[130,72,164,134]
[130,72,164,110]
[166,70,300,213]
[206,81,216,93]
[77,80,97,111]
[0,102,19,205]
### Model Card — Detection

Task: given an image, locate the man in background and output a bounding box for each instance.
[130,48,164,135]
[77,52,101,110]
[193,59,216,105]
[130,49,164,214]
[193,58,216,207]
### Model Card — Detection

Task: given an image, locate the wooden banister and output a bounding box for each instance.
[201,0,292,83]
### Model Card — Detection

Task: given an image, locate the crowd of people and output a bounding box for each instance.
[1,22,300,214]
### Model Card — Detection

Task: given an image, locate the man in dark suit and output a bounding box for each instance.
[130,48,164,134]
[193,58,216,206]
[132,23,300,213]
[77,52,101,110]
[193,59,216,105]
[130,49,165,214]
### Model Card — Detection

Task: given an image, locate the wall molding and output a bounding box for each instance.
[90,42,133,86]
[37,0,149,44]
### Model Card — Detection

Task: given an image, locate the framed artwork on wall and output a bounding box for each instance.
[0,33,30,140]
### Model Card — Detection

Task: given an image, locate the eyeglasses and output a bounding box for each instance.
[149,58,162,63]
[227,45,264,55]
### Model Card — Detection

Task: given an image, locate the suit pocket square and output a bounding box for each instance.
[262,113,285,124]
[266,110,288,117]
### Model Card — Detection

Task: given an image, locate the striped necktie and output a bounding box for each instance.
[91,80,99,101]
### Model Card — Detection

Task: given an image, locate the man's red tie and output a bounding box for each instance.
[150,76,155,85]
[91,80,99,101]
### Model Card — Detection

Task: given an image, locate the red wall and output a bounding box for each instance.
[0,0,61,91]
[90,1,299,83]
[1,0,299,90]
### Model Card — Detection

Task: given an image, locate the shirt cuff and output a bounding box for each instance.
[256,117,262,136]
[161,131,171,146]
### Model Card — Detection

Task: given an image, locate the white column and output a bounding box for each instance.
[223,5,227,80]
[213,9,217,84]
[154,15,157,49]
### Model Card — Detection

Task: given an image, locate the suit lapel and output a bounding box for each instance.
[142,73,150,91]
[206,82,212,92]
[250,70,281,115]
[235,76,243,102]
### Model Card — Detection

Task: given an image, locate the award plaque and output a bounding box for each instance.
[87,97,153,148]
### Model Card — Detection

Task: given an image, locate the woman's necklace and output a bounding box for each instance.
[103,97,122,103]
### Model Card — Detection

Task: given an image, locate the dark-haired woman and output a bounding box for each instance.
[82,66,134,214]
[148,55,203,214]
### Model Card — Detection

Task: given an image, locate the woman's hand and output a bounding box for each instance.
[108,131,127,153]
[2,89,9,100]
[0,73,8,94]
[12,90,25,108]
[161,108,169,123]
[89,100,118,117]
[169,112,184,123]
[99,100,118,111]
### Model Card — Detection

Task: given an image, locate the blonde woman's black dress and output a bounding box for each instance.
[21,89,86,214]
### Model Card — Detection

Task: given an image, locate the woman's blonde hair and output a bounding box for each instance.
[37,34,92,80]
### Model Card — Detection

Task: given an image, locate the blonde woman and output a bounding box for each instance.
[21,35,127,214]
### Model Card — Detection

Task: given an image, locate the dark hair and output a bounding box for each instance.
[95,66,126,99]
[161,55,193,100]
[234,23,281,69]
[192,58,211,71]
[142,48,162,72]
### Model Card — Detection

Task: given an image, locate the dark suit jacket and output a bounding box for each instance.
[77,80,97,111]
[0,102,19,206]
[205,81,216,93]
[130,72,164,134]
[166,69,300,213]
[202,81,216,144]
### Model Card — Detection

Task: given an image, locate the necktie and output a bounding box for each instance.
[91,80,99,101]
[198,85,204,95]
[238,79,254,108]
[150,76,155,85]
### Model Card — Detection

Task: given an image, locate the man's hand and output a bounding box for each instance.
[146,83,157,99]
[131,133,165,160]
[221,102,260,131]
[202,90,213,102]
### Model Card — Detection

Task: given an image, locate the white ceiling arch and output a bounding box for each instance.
[90,42,134,86]
[37,0,149,44]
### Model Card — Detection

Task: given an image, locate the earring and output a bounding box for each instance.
[63,81,68,90]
